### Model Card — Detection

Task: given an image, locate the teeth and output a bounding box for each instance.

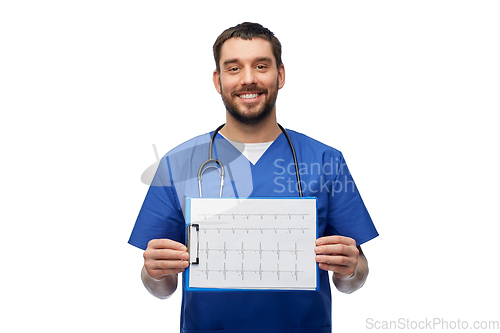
[239,93,259,99]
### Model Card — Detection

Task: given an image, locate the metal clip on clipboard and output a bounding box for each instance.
[187,224,199,265]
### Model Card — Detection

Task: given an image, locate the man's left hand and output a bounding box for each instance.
[314,235,359,278]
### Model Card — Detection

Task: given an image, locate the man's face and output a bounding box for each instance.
[213,37,285,125]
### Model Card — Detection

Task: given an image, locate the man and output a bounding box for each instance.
[129,22,378,332]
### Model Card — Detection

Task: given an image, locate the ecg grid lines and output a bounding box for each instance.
[198,262,303,281]
[187,197,317,290]
[199,241,303,260]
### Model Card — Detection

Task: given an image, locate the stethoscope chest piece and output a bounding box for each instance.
[197,158,225,197]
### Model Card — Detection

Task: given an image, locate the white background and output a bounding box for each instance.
[1,1,499,332]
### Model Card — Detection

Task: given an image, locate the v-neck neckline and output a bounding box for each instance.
[216,132,284,166]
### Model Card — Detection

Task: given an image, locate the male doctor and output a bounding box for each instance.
[129,22,378,332]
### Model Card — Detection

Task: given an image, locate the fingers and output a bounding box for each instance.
[315,249,358,263]
[314,236,358,259]
[317,262,355,277]
[315,253,358,275]
[145,256,189,277]
[144,239,190,280]
[315,235,356,247]
[314,236,358,274]
[314,243,359,258]
[148,238,187,251]
[146,247,188,261]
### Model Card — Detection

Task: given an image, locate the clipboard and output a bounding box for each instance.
[185,197,318,291]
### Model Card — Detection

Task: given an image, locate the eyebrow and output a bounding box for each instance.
[222,57,273,67]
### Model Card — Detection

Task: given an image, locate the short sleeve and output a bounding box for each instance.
[128,157,185,250]
[325,153,378,246]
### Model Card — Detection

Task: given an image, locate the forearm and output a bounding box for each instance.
[141,265,178,299]
[333,252,368,294]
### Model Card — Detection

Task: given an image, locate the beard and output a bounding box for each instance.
[220,79,279,125]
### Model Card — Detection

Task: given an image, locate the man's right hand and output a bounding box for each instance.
[143,239,190,281]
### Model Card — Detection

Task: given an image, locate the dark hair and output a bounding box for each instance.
[213,22,282,72]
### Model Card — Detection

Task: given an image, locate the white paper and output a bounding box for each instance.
[186,198,317,290]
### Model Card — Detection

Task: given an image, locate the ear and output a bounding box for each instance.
[278,64,285,90]
[213,69,222,94]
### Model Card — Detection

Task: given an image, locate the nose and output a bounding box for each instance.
[240,67,257,85]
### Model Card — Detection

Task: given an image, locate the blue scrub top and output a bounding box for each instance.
[129,129,378,333]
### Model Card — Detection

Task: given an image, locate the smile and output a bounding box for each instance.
[238,93,262,99]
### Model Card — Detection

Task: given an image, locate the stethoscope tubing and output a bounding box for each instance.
[277,123,303,197]
[197,123,303,197]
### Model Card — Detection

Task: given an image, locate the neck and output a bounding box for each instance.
[220,111,281,143]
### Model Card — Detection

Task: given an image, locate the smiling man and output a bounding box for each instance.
[215,37,283,129]
[129,22,378,333]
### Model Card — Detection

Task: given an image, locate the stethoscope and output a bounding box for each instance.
[197,124,303,198]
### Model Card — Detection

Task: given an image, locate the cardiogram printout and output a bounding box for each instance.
[185,197,318,291]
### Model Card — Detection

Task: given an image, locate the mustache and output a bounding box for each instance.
[231,87,268,96]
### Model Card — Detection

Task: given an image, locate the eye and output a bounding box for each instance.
[228,67,240,72]
[256,65,267,70]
